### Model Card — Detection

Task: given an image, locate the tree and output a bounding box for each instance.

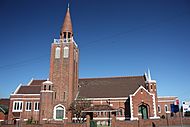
[69,97,91,123]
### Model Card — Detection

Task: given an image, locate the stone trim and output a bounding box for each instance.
[10,98,40,100]
[13,84,22,94]
[129,95,134,120]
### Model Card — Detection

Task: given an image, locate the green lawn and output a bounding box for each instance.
[97,125,109,127]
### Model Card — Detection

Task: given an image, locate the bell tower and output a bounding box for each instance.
[49,6,79,113]
[145,69,158,118]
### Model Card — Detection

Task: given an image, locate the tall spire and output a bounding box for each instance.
[147,68,152,81]
[61,4,73,34]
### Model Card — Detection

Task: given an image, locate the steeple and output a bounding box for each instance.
[60,4,73,39]
[147,68,152,81]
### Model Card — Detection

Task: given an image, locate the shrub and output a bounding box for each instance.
[90,120,97,127]
[184,111,190,117]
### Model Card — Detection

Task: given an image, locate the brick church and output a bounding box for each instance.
[7,6,178,124]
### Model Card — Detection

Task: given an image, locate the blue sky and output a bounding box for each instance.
[0,0,190,102]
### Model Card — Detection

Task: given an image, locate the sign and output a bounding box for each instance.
[182,101,190,112]
[171,104,179,113]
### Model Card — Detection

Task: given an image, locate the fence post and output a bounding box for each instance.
[111,114,116,127]
[86,115,90,127]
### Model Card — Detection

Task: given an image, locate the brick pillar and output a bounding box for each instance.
[86,115,90,127]
[138,114,142,127]
[111,114,116,127]
[67,111,72,123]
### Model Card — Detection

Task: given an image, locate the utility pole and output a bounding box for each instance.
[107,99,111,126]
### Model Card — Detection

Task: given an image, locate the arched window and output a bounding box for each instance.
[138,105,148,119]
[55,47,61,59]
[63,47,69,58]
[54,104,65,120]
[44,85,46,90]
[158,105,161,113]
[165,105,168,112]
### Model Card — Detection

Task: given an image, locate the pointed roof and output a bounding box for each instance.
[61,6,73,33]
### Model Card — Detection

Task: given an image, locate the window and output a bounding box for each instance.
[63,92,66,101]
[63,47,69,58]
[54,104,65,120]
[63,32,66,39]
[68,32,71,38]
[25,102,32,111]
[158,105,161,113]
[120,109,123,116]
[165,105,168,112]
[34,102,39,111]
[44,85,46,90]
[49,85,51,90]
[151,85,153,89]
[55,47,61,59]
[13,101,23,112]
[55,92,57,99]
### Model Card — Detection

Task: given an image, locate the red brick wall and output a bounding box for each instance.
[157,97,178,117]
[1,122,87,127]
[131,87,155,119]
[8,95,40,124]
[49,41,79,110]
[115,117,190,127]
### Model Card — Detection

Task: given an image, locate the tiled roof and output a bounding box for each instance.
[0,99,10,106]
[16,86,41,94]
[61,7,72,33]
[29,80,47,86]
[14,79,46,94]
[78,76,146,98]
[14,76,146,97]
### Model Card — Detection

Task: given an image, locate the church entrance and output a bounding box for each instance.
[138,104,148,119]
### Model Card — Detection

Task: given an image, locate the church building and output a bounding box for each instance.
[7,6,178,125]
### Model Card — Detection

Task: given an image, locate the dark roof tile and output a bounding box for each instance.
[0,99,10,106]
[29,80,46,86]
[16,86,41,94]
[78,76,146,98]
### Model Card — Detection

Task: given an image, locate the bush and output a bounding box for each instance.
[90,120,97,127]
[184,111,190,117]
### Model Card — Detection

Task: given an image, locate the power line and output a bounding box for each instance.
[0,54,49,71]
[0,11,189,71]
[80,11,190,48]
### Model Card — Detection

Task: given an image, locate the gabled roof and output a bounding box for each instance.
[13,75,146,98]
[29,80,47,86]
[16,86,41,94]
[14,79,46,94]
[78,76,146,99]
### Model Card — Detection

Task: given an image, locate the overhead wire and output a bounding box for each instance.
[0,11,189,71]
